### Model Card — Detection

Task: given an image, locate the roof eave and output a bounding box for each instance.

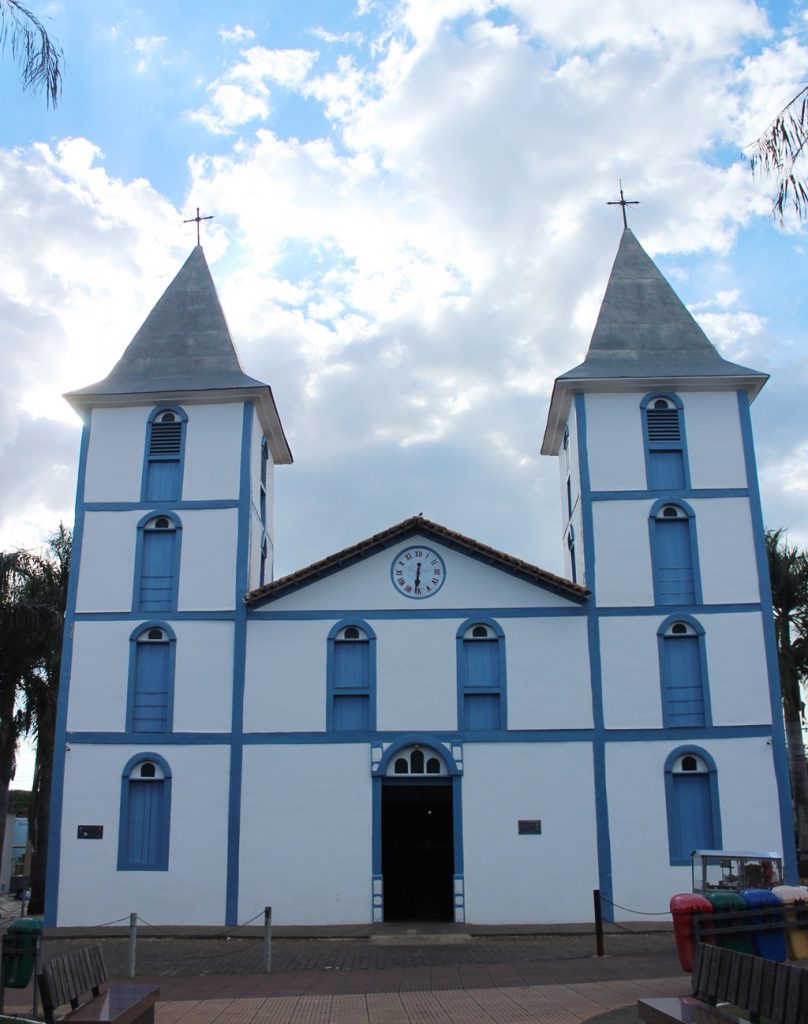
[64,384,293,464]
[541,371,769,456]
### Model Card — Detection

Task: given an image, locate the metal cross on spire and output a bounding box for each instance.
[607,181,639,229]
[183,207,214,246]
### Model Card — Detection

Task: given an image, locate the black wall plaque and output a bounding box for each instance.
[518,819,541,835]
[77,825,103,839]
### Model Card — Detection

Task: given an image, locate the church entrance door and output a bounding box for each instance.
[381,780,454,921]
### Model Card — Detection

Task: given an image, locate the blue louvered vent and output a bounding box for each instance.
[149,421,182,455]
[647,408,680,442]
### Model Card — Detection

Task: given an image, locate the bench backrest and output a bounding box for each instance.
[693,942,808,1024]
[39,945,108,1022]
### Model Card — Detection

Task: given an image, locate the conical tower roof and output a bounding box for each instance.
[67,247,267,397]
[66,246,292,462]
[542,229,767,454]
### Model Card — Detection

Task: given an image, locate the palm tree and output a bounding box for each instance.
[0,549,55,871]
[749,87,808,220]
[0,0,62,107]
[18,525,71,913]
[766,528,808,875]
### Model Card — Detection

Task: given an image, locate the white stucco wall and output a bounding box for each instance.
[704,612,773,726]
[173,621,235,732]
[462,742,599,922]
[584,393,646,493]
[182,403,244,501]
[376,618,459,731]
[600,618,663,729]
[504,617,592,728]
[68,620,134,731]
[56,744,230,925]
[684,391,747,489]
[83,407,150,503]
[591,501,655,607]
[239,744,372,924]
[75,511,141,612]
[177,509,238,610]
[244,621,327,732]
[692,498,760,605]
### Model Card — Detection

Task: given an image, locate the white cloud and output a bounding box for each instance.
[133,35,167,73]
[220,25,256,44]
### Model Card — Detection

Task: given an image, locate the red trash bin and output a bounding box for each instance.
[670,893,714,972]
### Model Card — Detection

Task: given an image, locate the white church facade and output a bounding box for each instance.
[44,229,796,927]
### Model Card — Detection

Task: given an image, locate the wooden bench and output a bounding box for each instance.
[638,941,808,1024]
[37,945,159,1024]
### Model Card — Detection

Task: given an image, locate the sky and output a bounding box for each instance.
[3,0,808,787]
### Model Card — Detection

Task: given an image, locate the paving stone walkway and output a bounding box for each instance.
[1,926,688,1023]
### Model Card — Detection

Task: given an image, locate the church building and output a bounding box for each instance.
[44,229,796,927]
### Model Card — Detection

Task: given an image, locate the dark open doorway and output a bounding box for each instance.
[381,782,454,921]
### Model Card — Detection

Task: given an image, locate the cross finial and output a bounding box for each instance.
[183,207,214,246]
[607,181,639,229]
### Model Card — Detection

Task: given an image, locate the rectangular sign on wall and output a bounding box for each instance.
[518,820,541,835]
[77,825,103,839]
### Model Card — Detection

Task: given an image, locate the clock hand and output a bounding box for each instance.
[414,562,422,587]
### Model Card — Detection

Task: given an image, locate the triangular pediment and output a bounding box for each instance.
[247,516,587,607]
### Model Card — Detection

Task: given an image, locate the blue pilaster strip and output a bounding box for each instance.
[225,403,253,924]
[44,415,92,926]
[737,390,798,881]
[575,394,613,921]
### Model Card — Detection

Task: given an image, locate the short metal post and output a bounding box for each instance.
[263,906,272,973]
[128,913,137,978]
[594,889,605,957]
[31,931,41,1018]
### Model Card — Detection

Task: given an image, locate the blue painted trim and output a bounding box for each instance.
[139,404,188,503]
[247,606,588,621]
[131,511,183,613]
[117,752,173,871]
[84,500,239,511]
[576,393,614,920]
[376,736,462,775]
[596,604,762,617]
[125,622,177,733]
[657,614,712,728]
[590,489,749,501]
[648,498,703,606]
[372,776,382,875]
[737,391,798,882]
[455,617,507,731]
[452,775,464,874]
[74,610,238,621]
[663,745,722,866]
[326,618,377,732]
[225,402,253,925]
[63,724,775,746]
[640,391,691,491]
[44,413,92,926]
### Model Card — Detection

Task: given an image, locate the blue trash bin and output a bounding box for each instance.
[740,888,787,961]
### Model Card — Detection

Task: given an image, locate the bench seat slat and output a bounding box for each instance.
[38,945,159,1024]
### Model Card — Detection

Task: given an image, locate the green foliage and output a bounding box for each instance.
[766,527,808,712]
[7,788,30,814]
[749,87,808,221]
[0,0,62,107]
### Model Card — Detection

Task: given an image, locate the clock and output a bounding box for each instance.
[391,546,446,599]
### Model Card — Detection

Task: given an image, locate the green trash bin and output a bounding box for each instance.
[703,892,754,953]
[1,917,42,989]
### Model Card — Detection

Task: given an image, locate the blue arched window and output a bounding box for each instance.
[142,406,187,502]
[134,513,181,612]
[642,393,688,490]
[118,753,172,871]
[658,617,709,727]
[665,747,721,865]
[327,620,376,731]
[650,501,700,606]
[127,624,175,733]
[457,619,506,730]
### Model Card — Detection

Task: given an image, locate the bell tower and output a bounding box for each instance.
[542,227,797,909]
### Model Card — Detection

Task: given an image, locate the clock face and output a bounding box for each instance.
[391,546,446,599]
